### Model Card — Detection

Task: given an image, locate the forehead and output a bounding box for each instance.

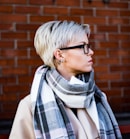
[68,33,89,45]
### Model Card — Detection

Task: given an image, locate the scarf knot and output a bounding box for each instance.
[45,68,95,108]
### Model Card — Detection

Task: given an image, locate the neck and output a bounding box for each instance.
[56,66,73,81]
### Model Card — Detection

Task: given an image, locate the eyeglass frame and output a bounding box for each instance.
[59,42,91,54]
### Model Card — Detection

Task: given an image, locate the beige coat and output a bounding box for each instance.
[9,95,99,139]
[9,95,35,139]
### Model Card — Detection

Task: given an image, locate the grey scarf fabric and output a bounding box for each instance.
[32,65,122,139]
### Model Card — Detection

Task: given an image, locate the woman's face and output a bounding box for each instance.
[56,34,94,80]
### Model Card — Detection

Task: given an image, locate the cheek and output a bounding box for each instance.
[68,55,85,67]
[68,53,81,62]
[64,50,89,68]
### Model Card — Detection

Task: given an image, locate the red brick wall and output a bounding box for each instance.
[0,0,130,119]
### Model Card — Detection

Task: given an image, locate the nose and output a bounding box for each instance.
[88,48,94,56]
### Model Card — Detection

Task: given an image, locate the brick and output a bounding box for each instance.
[109,2,128,9]
[95,81,108,89]
[122,57,130,64]
[30,49,39,57]
[124,88,130,97]
[19,92,29,100]
[94,50,107,57]
[16,24,39,31]
[96,73,121,80]
[89,25,94,33]
[91,34,106,40]
[15,6,41,14]
[121,42,130,48]
[106,89,122,97]
[30,32,36,40]
[30,66,40,75]
[109,49,130,57]
[3,85,29,94]
[110,65,130,72]
[83,1,105,8]
[109,34,130,41]
[0,76,16,84]
[97,25,118,32]
[29,51,43,64]
[2,67,28,75]
[71,9,93,16]
[0,111,16,119]
[0,24,14,31]
[1,32,27,40]
[17,41,34,48]
[111,81,130,88]
[84,17,106,25]
[0,6,13,13]
[0,94,17,101]
[44,7,68,15]
[57,16,81,23]
[120,10,130,16]
[0,14,27,23]
[0,59,14,67]
[30,15,54,23]
[94,66,108,73]
[1,49,27,57]
[121,26,130,32]
[123,73,130,80]
[57,0,80,6]
[29,0,53,5]
[2,102,18,112]
[18,59,42,66]
[109,17,129,25]
[18,76,33,84]
[97,57,120,65]
[99,42,119,48]
[0,41,14,48]
[0,0,26,4]
[110,97,123,106]
[89,42,95,49]
[96,9,118,16]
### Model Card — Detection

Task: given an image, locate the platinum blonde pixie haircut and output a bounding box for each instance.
[34,20,90,68]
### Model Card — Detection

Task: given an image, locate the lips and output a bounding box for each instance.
[88,59,93,62]
[88,59,93,65]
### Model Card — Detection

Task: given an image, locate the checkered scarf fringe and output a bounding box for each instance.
[31,65,122,139]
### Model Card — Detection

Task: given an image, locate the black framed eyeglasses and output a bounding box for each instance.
[59,42,91,54]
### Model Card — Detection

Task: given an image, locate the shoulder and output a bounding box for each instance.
[9,95,35,139]
[101,92,107,100]
[18,95,32,115]
[20,95,31,106]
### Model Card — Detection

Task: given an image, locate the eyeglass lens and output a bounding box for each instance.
[84,44,90,54]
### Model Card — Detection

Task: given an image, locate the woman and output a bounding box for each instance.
[9,20,122,139]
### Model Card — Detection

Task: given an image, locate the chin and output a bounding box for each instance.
[85,67,93,72]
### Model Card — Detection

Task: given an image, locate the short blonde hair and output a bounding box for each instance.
[34,20,90,68]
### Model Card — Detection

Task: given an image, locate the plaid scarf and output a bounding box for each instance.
[31,65,122,139]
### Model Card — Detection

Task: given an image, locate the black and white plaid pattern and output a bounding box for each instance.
[31,65,122,139]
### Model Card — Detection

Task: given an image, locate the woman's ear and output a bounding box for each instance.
[53,49,64,60]
[53,49,65,65]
